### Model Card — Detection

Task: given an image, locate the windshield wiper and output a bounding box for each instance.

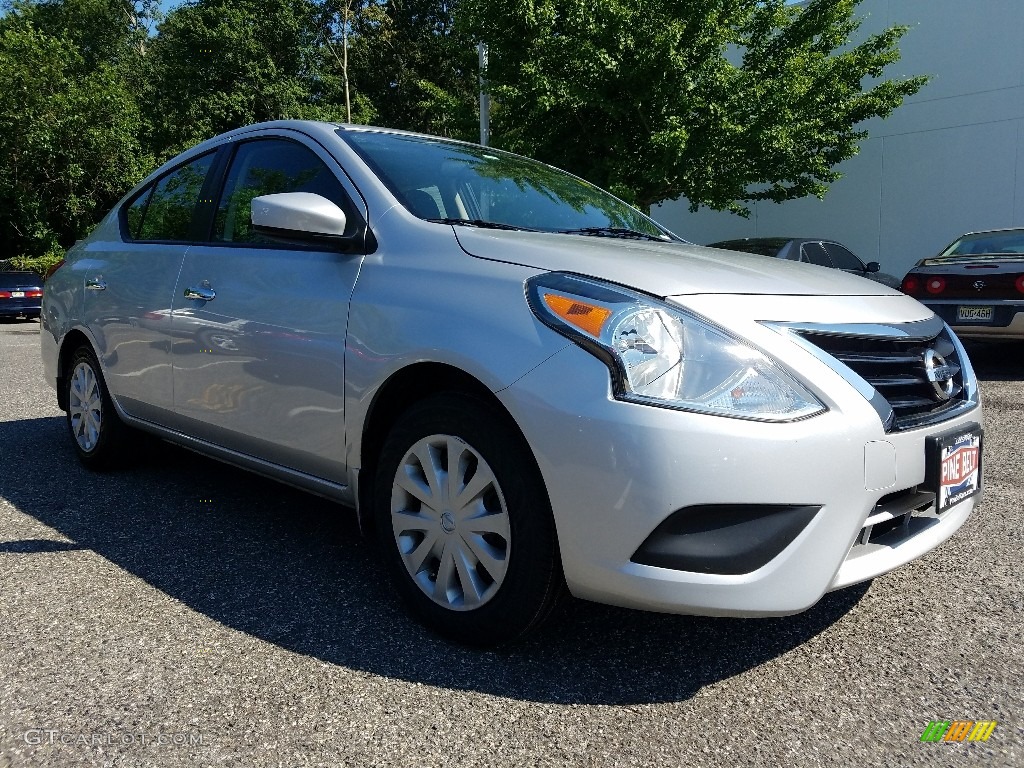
[558,226,669,242]
[426,218,533,231]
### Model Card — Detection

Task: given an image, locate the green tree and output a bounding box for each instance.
[349,0,478,139]
[461,0,927,211]
[315,0,376,124]
[143,0,353,159]
[0,20,147,267]
[4,0,158,69]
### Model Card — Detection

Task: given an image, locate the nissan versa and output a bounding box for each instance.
[41,121,983,645]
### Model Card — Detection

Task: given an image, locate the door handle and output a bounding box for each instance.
[184,284,216,302]
[85,278,106,291]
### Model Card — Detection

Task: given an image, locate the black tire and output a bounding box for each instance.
[64,345,131,470]
[374,393,563,646]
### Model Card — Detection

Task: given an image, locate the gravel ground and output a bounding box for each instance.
[0,319,1021,767]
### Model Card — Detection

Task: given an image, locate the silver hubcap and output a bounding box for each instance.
[69,361,103,452]
[390,434,511,611]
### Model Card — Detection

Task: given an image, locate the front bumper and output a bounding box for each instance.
[500,337,982,617]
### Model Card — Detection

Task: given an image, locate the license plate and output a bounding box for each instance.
[925,425,982,513]
[10,291,24,298]
[957,305,992,321]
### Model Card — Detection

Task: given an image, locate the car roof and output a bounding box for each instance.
[952,226,1024,237]
[710,237,787,248]
[189,120,486,156]
[709,237,845,247]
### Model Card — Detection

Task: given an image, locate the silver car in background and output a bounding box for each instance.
[42,121,983,645]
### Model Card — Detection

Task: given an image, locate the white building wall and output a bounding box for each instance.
[654,0,1024,280]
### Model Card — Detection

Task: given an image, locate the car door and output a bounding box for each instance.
[80,150,216,424]
[171,135,366,482]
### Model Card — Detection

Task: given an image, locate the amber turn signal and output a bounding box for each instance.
[542,294,612,338]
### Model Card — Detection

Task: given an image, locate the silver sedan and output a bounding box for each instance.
[41,121,983,645]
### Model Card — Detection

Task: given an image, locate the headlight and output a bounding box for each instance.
[526,273,825,422]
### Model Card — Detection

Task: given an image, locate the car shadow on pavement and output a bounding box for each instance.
[1,415,868,706]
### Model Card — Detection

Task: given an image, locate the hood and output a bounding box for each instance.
[454,229,898,297]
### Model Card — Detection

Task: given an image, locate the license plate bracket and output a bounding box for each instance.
[925,423,983,513]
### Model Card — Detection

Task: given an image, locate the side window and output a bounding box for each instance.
[214,139,355,244]
[800,242,834,267]
[133,152,215,242]
[823,243,864,271]
[125,187,153,240]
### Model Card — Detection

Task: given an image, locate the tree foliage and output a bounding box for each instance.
[0,0,925,269]
[142,0,347,158]
[461,0,926,210]
[348,0,478,139]
[7,0,158,69]
[0,14,148,266]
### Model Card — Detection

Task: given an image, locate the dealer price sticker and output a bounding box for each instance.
[927,427,983,513]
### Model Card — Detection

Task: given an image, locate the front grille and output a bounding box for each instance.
[847,487,939,555]
[797,325,968,430]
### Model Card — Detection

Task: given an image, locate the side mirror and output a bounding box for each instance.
[865,261,881,273]
[251,192,349,244]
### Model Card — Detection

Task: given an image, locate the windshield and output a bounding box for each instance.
[341,130,673,240]
[940,230,1024,257]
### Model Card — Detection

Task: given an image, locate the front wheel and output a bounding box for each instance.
[374,394,562,646]
[65,346,130,470]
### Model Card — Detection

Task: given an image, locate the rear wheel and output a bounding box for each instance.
[65,346,130,470]
[374,394,562,646]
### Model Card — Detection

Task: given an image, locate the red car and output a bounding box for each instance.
[900,228,1024,340]
[0,269,43,320]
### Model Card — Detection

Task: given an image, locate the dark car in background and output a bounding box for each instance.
[899,227,1024,340]
[709,237,902,289]
[0,269,43,320]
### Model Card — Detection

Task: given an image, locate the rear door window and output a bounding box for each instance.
[823,243,865,271]
[129,152,216,242]
[213,139,355,244]
[800,242,834,267]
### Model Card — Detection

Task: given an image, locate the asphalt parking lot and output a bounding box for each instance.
[0,319,1021,767]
